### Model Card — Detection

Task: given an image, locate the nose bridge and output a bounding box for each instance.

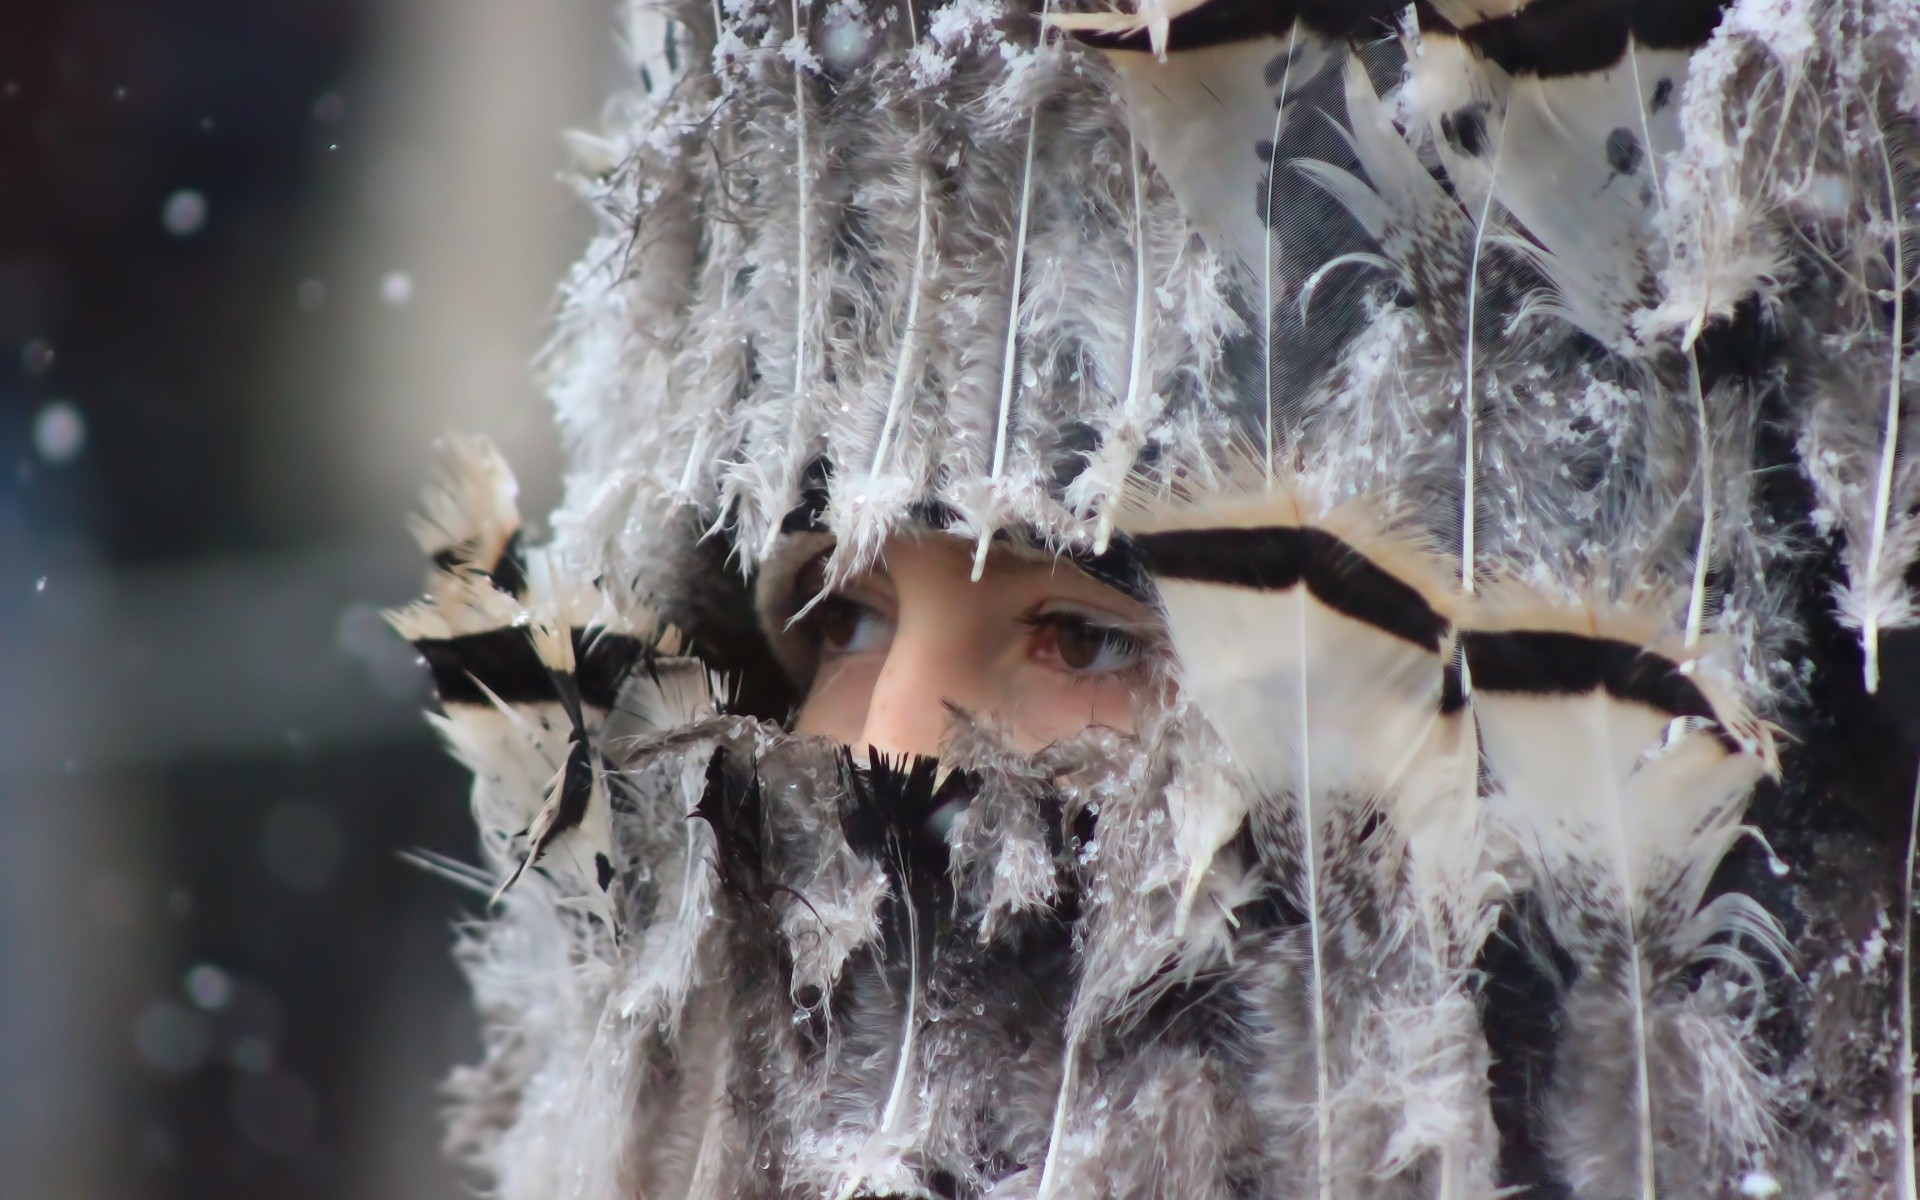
[857,604,986,760]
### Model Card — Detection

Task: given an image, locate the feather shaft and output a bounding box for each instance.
[1683,352,1714,650]
[1459,123,1504,595]
[869,1,928,478]
[1865,121,1907,694]
[1093,133,1153,555]
[1294,581,1333,1200]
[878,883,920,1134]
[790,0,811,402]
[1035,1038,1079,1199]
[1262,23,1298,483]
[871,166,929,477]
[974,109,1040,581]
[1634,39,1713,654]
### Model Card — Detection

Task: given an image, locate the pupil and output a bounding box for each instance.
[816,600,859,650]
[1056,618,1101,670]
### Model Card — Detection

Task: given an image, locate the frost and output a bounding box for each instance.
[781,34,821,73]
[1737,1170,1781,1197]
[928,0,1002,47]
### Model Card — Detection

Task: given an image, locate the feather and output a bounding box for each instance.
[1464,592,1782,1195]
[1410,33,1688,351]
[1119,474,1496,1196]
[829,751,971,1195]
[388,438,692,934]
[405,434,527,596]
[482,567,621,930]
[1069,28,1321,285]
[1046,0,1210,61]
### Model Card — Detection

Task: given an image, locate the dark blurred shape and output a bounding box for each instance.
[0,1,611,1197]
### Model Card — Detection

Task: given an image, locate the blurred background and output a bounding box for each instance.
[0,2,622,1196]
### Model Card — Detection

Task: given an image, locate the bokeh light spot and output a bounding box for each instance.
[33,401,85,464]
[184,963,233,1010]
[161,189,208,237]
[380,270,414,306]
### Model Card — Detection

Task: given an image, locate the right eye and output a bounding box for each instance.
[808,595,892,657]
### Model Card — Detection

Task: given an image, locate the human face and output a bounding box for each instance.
[789,535,1164,758]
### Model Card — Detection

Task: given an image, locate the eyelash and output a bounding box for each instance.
[1019,612,1148,676]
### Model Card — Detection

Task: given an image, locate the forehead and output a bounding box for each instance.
[870,533,1088,584]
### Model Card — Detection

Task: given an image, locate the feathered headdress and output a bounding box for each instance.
[391,1,1920,1196]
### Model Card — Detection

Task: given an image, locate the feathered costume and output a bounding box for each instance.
[388,1,1920,1195]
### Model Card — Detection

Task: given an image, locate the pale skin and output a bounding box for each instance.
[789,533,1164,758]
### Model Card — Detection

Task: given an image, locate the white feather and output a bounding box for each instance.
[1090,34,1319,283]
[1468,596,1781,1196]
[1120,479,1471,1197]
[405,434,523,575]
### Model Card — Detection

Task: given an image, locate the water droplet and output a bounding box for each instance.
[34,576,46,592]
[161,189,207,237]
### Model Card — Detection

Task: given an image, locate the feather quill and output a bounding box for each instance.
[866,0,930,484]
[1083,132,1153,555]
[1862,117,1908,693]
[1264,23,1299,481]
[974,108,1040,581]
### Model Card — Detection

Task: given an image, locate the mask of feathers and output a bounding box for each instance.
[385,0,1920,1196]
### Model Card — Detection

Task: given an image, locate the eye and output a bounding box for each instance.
[1029,612,1146,675]
[808,595,891,657]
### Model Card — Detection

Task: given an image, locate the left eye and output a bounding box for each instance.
[1036,614,1144,674]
